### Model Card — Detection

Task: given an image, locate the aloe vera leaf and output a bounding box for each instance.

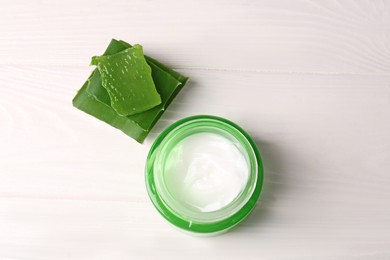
[129,62,183,129]
[91,45,162,116]
[73,39,188,143]
[72,79,148,143]
[87,39,188,108]
[87,39,187,130]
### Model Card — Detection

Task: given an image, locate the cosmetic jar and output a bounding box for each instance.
[145,115,263,233]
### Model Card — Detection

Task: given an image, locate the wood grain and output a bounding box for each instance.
[0,0,389,259]
[0,0,389,74]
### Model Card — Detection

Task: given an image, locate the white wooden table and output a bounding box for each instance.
[1,0,390,259]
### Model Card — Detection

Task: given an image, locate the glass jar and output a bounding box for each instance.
[145,115,263,234]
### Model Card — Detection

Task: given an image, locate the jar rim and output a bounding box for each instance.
[145,115,263,233]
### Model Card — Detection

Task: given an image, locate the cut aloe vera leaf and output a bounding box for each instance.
[73,81,149,142]
[91,44,162,116]
[87,39,188,104]
[73,39,188,143]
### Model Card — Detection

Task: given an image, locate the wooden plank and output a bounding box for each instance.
[1,0,390,258]
[0,0,389,74]
[0,66,389,258]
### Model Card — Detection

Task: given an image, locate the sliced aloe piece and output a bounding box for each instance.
[73,39,188,143]
[87,40,188,108]
[91,44,161,116]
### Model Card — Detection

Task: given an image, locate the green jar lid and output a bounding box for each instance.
[145,115,263,234]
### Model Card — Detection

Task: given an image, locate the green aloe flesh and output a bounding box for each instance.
[91,45,161,116]
[72,39,188,143]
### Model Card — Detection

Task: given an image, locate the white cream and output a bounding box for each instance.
[163,133,249,212]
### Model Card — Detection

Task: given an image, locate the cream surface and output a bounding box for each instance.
[164,133,249,212]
